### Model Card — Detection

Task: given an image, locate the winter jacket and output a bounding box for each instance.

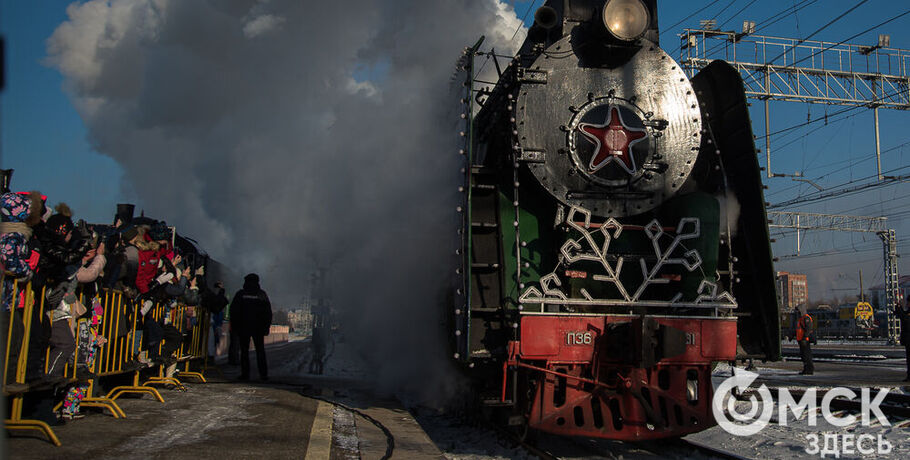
[34,226,88,285]
[796,314,813,342]
[230,280,272,336]
[1,192,40,311]
[76,254,106,283]
[202,286,229,314]
[135,248,161,293]
[164,275,188,298]
[1,230,32,278]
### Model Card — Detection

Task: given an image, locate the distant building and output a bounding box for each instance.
[265,325,289,345]
[288,307,314,334]
[777,271,808,312]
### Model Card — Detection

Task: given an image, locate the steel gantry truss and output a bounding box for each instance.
[768,211,888,233]
[880,230,901,344]
[768,211,901,342]
[680,28,910,180]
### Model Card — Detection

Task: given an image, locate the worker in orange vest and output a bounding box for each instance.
[795,306,814,375]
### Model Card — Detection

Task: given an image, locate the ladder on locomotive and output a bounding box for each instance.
[468,165,507,359]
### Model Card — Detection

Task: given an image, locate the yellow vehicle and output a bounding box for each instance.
[782,302,877,340]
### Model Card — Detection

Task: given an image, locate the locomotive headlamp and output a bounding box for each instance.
[603,0,650,41]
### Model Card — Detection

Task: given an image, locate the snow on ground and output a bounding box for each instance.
[270,334,373,380]
[321,337,373,379]
[103,387,275,460]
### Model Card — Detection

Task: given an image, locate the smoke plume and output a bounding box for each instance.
[48,0,524,403]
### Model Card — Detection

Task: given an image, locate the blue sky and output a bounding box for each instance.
[1,0,130,224]
[3,0,910,299]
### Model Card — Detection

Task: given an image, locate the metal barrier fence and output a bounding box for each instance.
[2,278,212,446]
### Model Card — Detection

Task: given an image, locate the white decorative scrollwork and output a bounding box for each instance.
[519,206,737,310]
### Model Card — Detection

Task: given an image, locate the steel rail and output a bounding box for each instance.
[262,381,396,460]
[481,418,559,460]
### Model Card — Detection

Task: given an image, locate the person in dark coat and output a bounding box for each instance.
[309,325,325,375]
[202,280,229,356]
[230,273,272,381]
[897,300,910,382]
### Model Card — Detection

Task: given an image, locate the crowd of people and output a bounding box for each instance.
[0,177,230,423]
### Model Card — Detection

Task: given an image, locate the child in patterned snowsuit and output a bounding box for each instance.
[1,192,43,383]
[1,191,42,311]
[61,298,106,419]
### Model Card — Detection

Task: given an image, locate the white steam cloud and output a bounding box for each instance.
[47,0,524,404]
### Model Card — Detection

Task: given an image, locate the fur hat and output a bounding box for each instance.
[1,191,43,226]
[54,203,73,218]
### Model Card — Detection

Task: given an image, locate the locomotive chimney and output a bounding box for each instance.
[534,6,559,29]
[115,203,135,225]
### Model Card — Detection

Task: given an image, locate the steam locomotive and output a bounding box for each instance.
[454,0,780,441]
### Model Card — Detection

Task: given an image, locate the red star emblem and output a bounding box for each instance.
[577,106,647,174]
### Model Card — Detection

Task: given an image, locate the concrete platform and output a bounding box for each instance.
[5,341,444,459]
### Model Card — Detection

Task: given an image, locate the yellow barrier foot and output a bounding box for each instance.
[80,397,127,418]
[176,371,206,383]
[143,377,187,391]
[106,385,166,403]
[5,419,62,447]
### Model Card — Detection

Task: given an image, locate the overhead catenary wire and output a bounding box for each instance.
[786,8,910,69]
[660,0,724,35]
[765,0,870,65]
[764,136,910,200]
[764,138,910,200]
[709,0,740,24]
[717,0,759,30]
[510,0,540,42]
[771,165,910,208]
[750,81,910,196]
[674,0,821,58]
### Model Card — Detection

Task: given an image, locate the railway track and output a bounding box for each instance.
[736,387,910,426]
[782,355,891,363]
[480,419,561,460]
[265,381,397,460]
[305,392,396,460]
[791,389,910,421]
